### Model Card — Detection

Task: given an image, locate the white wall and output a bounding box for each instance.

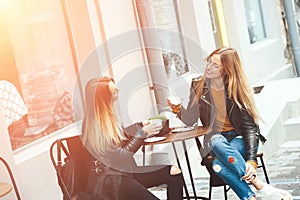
[222,0,295,85]
[254,77,300,157]
[98,0,156,125]
[178,0,216,73]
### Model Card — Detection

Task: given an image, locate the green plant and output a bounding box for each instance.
[148,115,168,121]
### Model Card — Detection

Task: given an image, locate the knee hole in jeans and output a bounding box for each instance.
[212,163,222,173]
[209,135,224,149]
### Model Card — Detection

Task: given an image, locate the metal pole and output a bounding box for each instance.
[282,0,300,76]
[135,0,169,113]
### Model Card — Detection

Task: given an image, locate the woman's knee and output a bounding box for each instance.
[170,165,181,175]
[209,134,224,149]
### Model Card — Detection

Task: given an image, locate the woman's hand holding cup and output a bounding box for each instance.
[142,119,162,138]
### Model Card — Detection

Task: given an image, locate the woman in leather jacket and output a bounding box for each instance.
[81,76,184,200]
[167,47,292,200]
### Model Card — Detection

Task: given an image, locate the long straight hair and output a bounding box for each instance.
[195,47,261,123]
[82,77,126,154]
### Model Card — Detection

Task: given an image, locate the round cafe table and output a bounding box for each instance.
[144,126,211,200]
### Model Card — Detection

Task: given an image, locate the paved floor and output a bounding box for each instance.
[149,140,300,200]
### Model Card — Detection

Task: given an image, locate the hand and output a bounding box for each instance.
[141,120,150,126]
[166,97,182,114]
[242,162,257,183]
[142,123,162,138]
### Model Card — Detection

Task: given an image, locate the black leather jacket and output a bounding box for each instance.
[178,77,266,162]
[81,122,145,200]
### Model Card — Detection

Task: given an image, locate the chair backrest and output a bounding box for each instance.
[50,135,87,199]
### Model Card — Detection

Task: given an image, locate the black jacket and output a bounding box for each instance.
[81,122,145,200]
[178,76,266,163]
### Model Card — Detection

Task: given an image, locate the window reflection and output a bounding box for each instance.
[244,0,266,44]
[162,52,189,79]
[0,0,79,150]
[151,0,189,79]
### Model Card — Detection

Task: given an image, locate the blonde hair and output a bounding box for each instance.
[82,77,126,154]
[195,47,261,123]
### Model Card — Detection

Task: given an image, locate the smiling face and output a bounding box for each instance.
[204,54,224,79]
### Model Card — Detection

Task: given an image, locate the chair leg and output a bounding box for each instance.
[223,185,228,200]
[209,184,229,200]
[0,157,21,200]
[208,185,212,200]
[258,154,270,184]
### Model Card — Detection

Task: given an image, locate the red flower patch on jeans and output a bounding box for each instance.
[228,156,235,164]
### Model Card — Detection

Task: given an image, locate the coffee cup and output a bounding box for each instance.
[150,119,163,127]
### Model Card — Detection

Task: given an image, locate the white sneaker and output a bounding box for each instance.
[256,183,293,200]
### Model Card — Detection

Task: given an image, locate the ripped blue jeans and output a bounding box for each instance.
[207,131,256,200]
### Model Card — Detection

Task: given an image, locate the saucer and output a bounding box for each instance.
[144,136,166,143]
[171,126,195,133]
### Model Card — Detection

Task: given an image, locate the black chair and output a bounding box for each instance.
[195,137,270,200]
[0,157,21,200]
[50,135,88,200]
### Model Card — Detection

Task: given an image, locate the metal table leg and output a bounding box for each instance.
[182,140,197,197]
[172,142,190,200]
[172,141,209,200]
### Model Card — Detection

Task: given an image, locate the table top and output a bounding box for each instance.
[144,126,211,145]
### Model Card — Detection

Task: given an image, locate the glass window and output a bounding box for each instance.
[0,0,80,150]
[244,0,266,44]
[137,0,189,80]
[153,0,189,80]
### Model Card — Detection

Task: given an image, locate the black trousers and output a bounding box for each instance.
[118,165,184,200]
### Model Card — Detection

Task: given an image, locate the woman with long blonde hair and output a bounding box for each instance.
[167,47,292,200]
[81,76,184,200]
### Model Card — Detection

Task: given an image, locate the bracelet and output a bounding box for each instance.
[246,160,258,169]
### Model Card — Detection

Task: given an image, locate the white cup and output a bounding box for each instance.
[150,119,163,127]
